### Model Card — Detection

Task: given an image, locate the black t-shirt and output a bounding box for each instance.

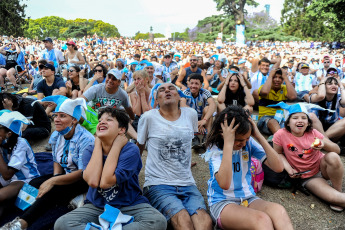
[17,97,51,132]
[37,76,66,96]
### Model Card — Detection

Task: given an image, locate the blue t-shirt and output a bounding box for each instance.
[84,142,149,209]
[37,76,66,96]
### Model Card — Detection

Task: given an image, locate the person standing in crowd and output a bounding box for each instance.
[138,83,213,230]
[41,37,65,68]
[176,55,209,91]
[162,54,179,84]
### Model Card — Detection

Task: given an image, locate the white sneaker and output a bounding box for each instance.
[0,217,25,230]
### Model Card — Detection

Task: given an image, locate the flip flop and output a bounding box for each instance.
[330,205,344,212]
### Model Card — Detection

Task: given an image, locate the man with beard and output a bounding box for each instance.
[137,83,213,230]
[176,55,209,91]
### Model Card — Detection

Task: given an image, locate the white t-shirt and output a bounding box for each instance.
[137,107,198,187]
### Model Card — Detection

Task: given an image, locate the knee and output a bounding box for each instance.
[325,152,342,168]
[269,203,289,219]
[150,214,167,230]
[54,216,67,230]
[253,212,273,229]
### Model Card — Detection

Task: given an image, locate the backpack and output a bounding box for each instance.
[250,157,264,193]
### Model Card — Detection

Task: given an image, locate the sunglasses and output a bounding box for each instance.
[190,59,197,61]
[94,69,103,72]
[324,61,330,64]
[39,65,44,69]
[68,69,76,72]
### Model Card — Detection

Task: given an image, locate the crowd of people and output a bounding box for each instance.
[0,34,345,229]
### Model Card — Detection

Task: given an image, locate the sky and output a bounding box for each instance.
[26,0,285,37]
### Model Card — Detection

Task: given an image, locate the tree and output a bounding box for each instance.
[245,11,278,30]
[213,0,258,24]
[23,17,120,39]
[281,0,345,41]
[0,0,28,36]
[306,0,345,41]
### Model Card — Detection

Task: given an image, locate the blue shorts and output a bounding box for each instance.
[257,115,284,135]
[143,184,207,221]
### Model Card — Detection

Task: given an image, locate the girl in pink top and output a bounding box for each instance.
[271,102,345,212]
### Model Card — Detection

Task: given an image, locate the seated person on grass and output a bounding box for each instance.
[181,74,216,146]
[257,68,297,139]
[55,107,166,230]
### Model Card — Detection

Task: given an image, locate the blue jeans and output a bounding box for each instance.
[143,184,207,221]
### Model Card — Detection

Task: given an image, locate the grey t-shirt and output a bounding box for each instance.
[137,107,198,187]
[83,83,130,112]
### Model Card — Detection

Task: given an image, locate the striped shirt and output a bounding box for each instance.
[207,137,266,206]
[183,88,212,120]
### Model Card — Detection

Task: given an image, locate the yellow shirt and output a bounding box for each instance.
[258,85,288,119]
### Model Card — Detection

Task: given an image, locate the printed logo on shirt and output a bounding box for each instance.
[242,151,249,162]
[98,184,119,202]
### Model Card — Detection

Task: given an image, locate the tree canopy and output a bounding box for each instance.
[24,16,120,39]
[0,0,28,36]
[281,0,345,41]
[213,0,258,24]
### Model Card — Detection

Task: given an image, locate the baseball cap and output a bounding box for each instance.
[42,63,55,71]
[42,37,53,43]
[107,69,122,80]
[66,40,76,46]
[300,63,309,68]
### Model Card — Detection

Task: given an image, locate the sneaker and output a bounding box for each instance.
[0,217,24,230]
[45,143,52,151]
[192,136,200,149]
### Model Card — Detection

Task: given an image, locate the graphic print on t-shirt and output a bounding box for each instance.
[97,184,119,202]
[91,97,122,111]
[158,131,192,168]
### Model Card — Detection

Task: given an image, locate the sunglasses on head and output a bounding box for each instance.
[328,71,337,75]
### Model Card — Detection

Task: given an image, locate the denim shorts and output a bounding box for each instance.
[143,184,207,221]
[257,115,284,135]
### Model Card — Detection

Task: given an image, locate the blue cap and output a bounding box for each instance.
[267,102,335,120]
[41,95,88,121]
[42,37,53,43]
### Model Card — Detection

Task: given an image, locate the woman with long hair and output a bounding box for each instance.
[65,65,88,99]
[217,73,254,113]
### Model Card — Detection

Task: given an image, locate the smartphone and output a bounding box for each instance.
[294,170,311,176]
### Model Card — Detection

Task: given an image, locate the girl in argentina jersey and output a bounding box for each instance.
[0,111,39,218]
[203,105,292,230]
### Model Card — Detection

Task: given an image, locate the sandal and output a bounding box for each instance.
[330,205,344,212]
